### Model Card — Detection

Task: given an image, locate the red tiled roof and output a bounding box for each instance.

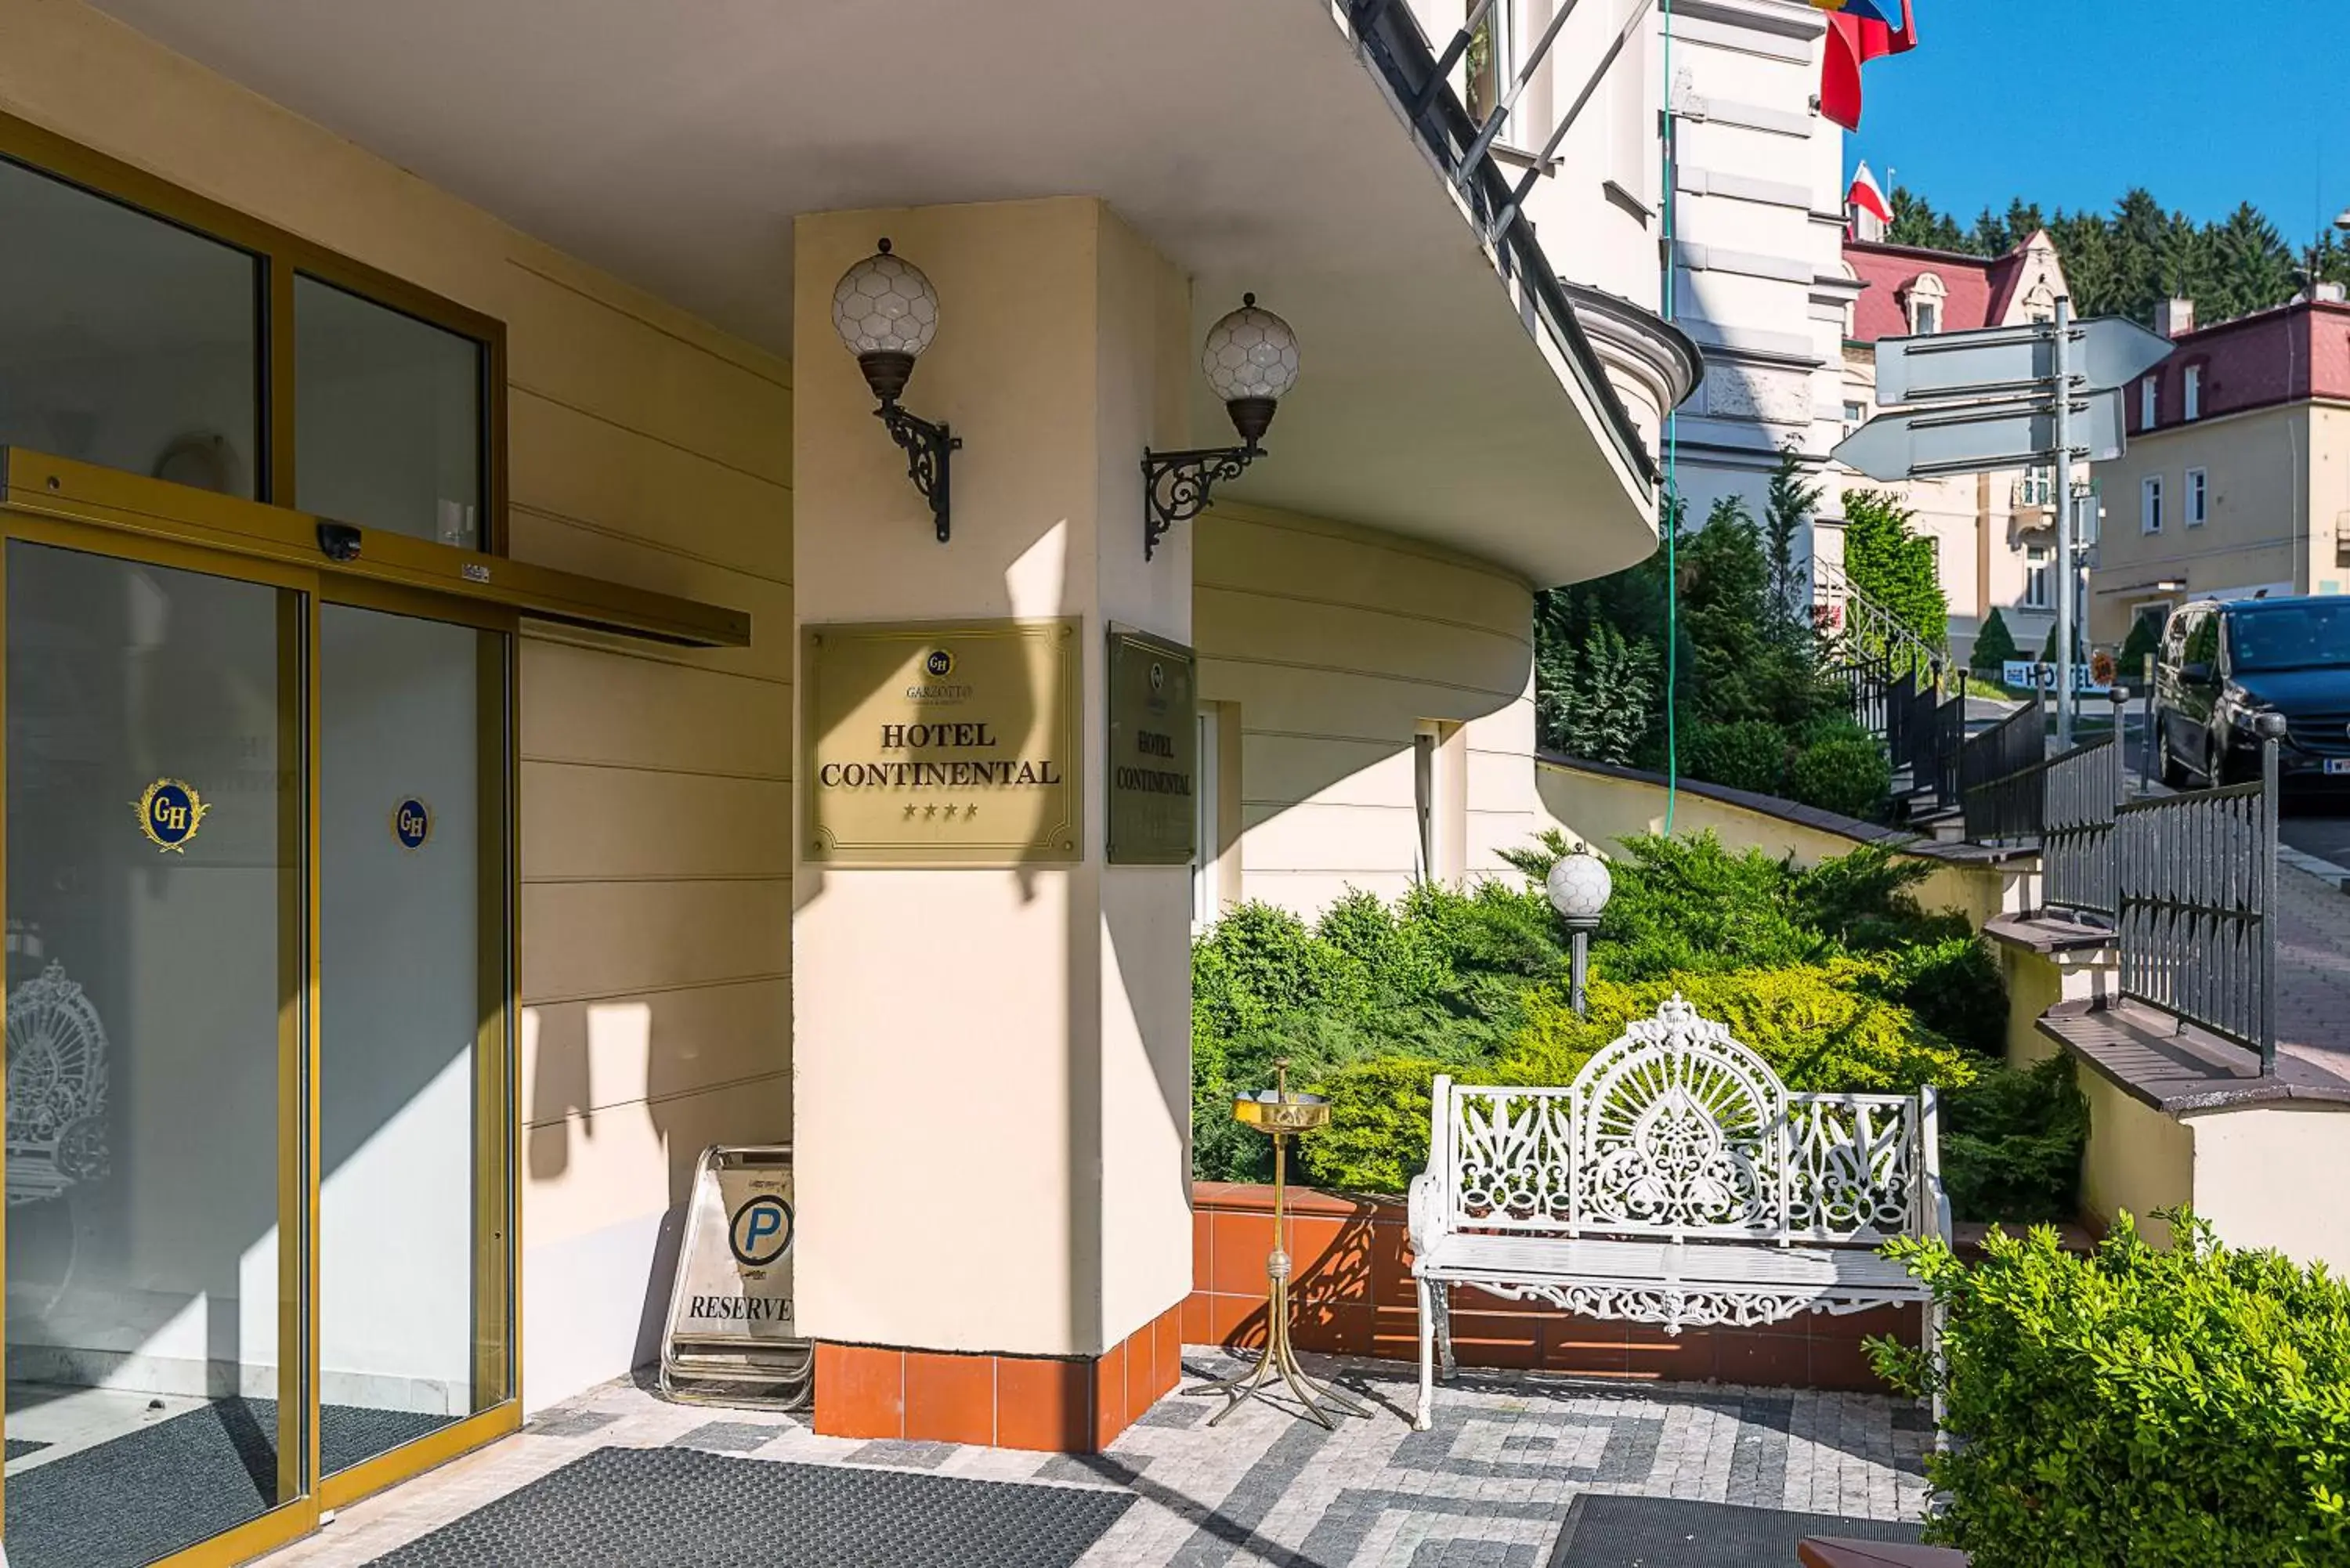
[2132,298,2350,432]
[1844,237,2040,344]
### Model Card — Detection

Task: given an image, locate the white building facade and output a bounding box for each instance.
[1646,0,1856,540]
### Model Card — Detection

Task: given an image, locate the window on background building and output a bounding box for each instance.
[2024,547,2052,609]
[2142,375,2159,429]
[2020,465,2054,507]
[2142,474,2164,533]
[1191,706,1220,930]
[1464,0,1519,143]
[1906,273,1946,336]
[1842,399,1867,435]
[1603,0,1651,205]
[0,156,261,499]
[2187,467,2208,526]
[2184,363,2203,421]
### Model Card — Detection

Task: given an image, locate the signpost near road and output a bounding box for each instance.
[1833,303,2174,745]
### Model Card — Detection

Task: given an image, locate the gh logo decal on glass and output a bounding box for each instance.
[133,779,208,853]
[393,797,432,851]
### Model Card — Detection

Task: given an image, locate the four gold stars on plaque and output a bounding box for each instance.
[900,802,979,820]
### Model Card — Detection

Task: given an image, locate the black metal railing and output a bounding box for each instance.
[2114,733,2280,1069]
[1961,697,2047,843]
[2043,735,2123,921]
[1349,0,1658,491]
[1829,651,1891,742]
[1927,691,1965,810]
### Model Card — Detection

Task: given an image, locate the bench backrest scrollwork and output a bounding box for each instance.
[1432,995,1933,1246]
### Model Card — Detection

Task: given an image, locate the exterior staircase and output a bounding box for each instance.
[1811,560,1966,836]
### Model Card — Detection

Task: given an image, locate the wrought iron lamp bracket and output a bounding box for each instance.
[1141,440,1263,560]
[875,400,960,544]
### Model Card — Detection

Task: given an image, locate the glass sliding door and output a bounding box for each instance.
[3,539,304,1568]
[315,602,509,1485]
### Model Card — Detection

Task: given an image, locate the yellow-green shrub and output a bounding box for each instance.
[1875,1216,2350,1566]
[1499,961,1983,1096]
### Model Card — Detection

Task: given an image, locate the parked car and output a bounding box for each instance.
[2155,596,2350,791]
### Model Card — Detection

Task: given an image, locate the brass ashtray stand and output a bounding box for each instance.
[1191,1059,1370,1429]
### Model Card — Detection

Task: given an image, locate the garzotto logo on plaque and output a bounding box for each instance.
[133,779,208,853]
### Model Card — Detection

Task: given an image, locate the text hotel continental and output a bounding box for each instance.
[815,722,1066,791]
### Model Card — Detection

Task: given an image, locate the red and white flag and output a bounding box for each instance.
[1848,161,1893,225]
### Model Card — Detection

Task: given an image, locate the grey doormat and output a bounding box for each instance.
[2,1397,456,1568]
[1550,1495,1924,1566]
[366,1447,1135,1566]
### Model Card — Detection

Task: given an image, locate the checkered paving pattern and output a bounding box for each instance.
[255,1353,1931,1567]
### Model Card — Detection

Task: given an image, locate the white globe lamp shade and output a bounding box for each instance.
[1546,850,1612,928]
[1200,294,1300,445]
[832,239,940,403]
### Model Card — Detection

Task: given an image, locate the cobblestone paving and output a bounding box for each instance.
[256,1353,1932,1567]
[2276,862,2350,1082]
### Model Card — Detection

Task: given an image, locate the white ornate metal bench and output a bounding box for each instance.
[1407,995,1947,1429]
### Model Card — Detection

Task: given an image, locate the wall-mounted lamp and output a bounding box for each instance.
[833,239,960,542]
[1141,294,1300,560]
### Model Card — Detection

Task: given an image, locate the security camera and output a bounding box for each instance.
[316,522,362,562]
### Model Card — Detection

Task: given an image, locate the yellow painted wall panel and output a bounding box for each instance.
[1195,590,1531,709]
[521,1071,791,1249]
[1202,505,1532,630]
[523,977,791,1127]
[520,761,792,883]
[520,880,790,1006]
[1239,732,1411,810]
[508,390,791,582]
[502,267,793,490]
[1238,800,1419,876]
[519,639,791,780]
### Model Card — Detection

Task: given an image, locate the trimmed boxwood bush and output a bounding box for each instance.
[1873,1215,2350,1567]
[1684,718,1791,794]
[1788,732,1893,819]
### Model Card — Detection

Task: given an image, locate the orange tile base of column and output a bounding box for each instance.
[811,1301,1186,1454]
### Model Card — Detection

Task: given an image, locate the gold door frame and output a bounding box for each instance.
[0,477,729,1563]
[0,108,750,1563]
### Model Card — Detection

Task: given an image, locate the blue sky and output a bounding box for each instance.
[1843,0,2350,238]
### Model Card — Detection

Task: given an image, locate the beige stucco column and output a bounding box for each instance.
[791,198,1196,1447]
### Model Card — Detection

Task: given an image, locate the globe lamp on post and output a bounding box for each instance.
[1546,848,1612,1017]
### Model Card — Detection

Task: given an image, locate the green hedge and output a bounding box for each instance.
[1872,1216,2350,1566]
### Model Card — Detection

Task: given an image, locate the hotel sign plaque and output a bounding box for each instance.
[1105,626,1197,865]
[802,617,1081,865]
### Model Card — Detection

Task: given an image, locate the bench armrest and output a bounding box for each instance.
[1408,1169,1449,1259]
[1923,1169,1953,1246]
